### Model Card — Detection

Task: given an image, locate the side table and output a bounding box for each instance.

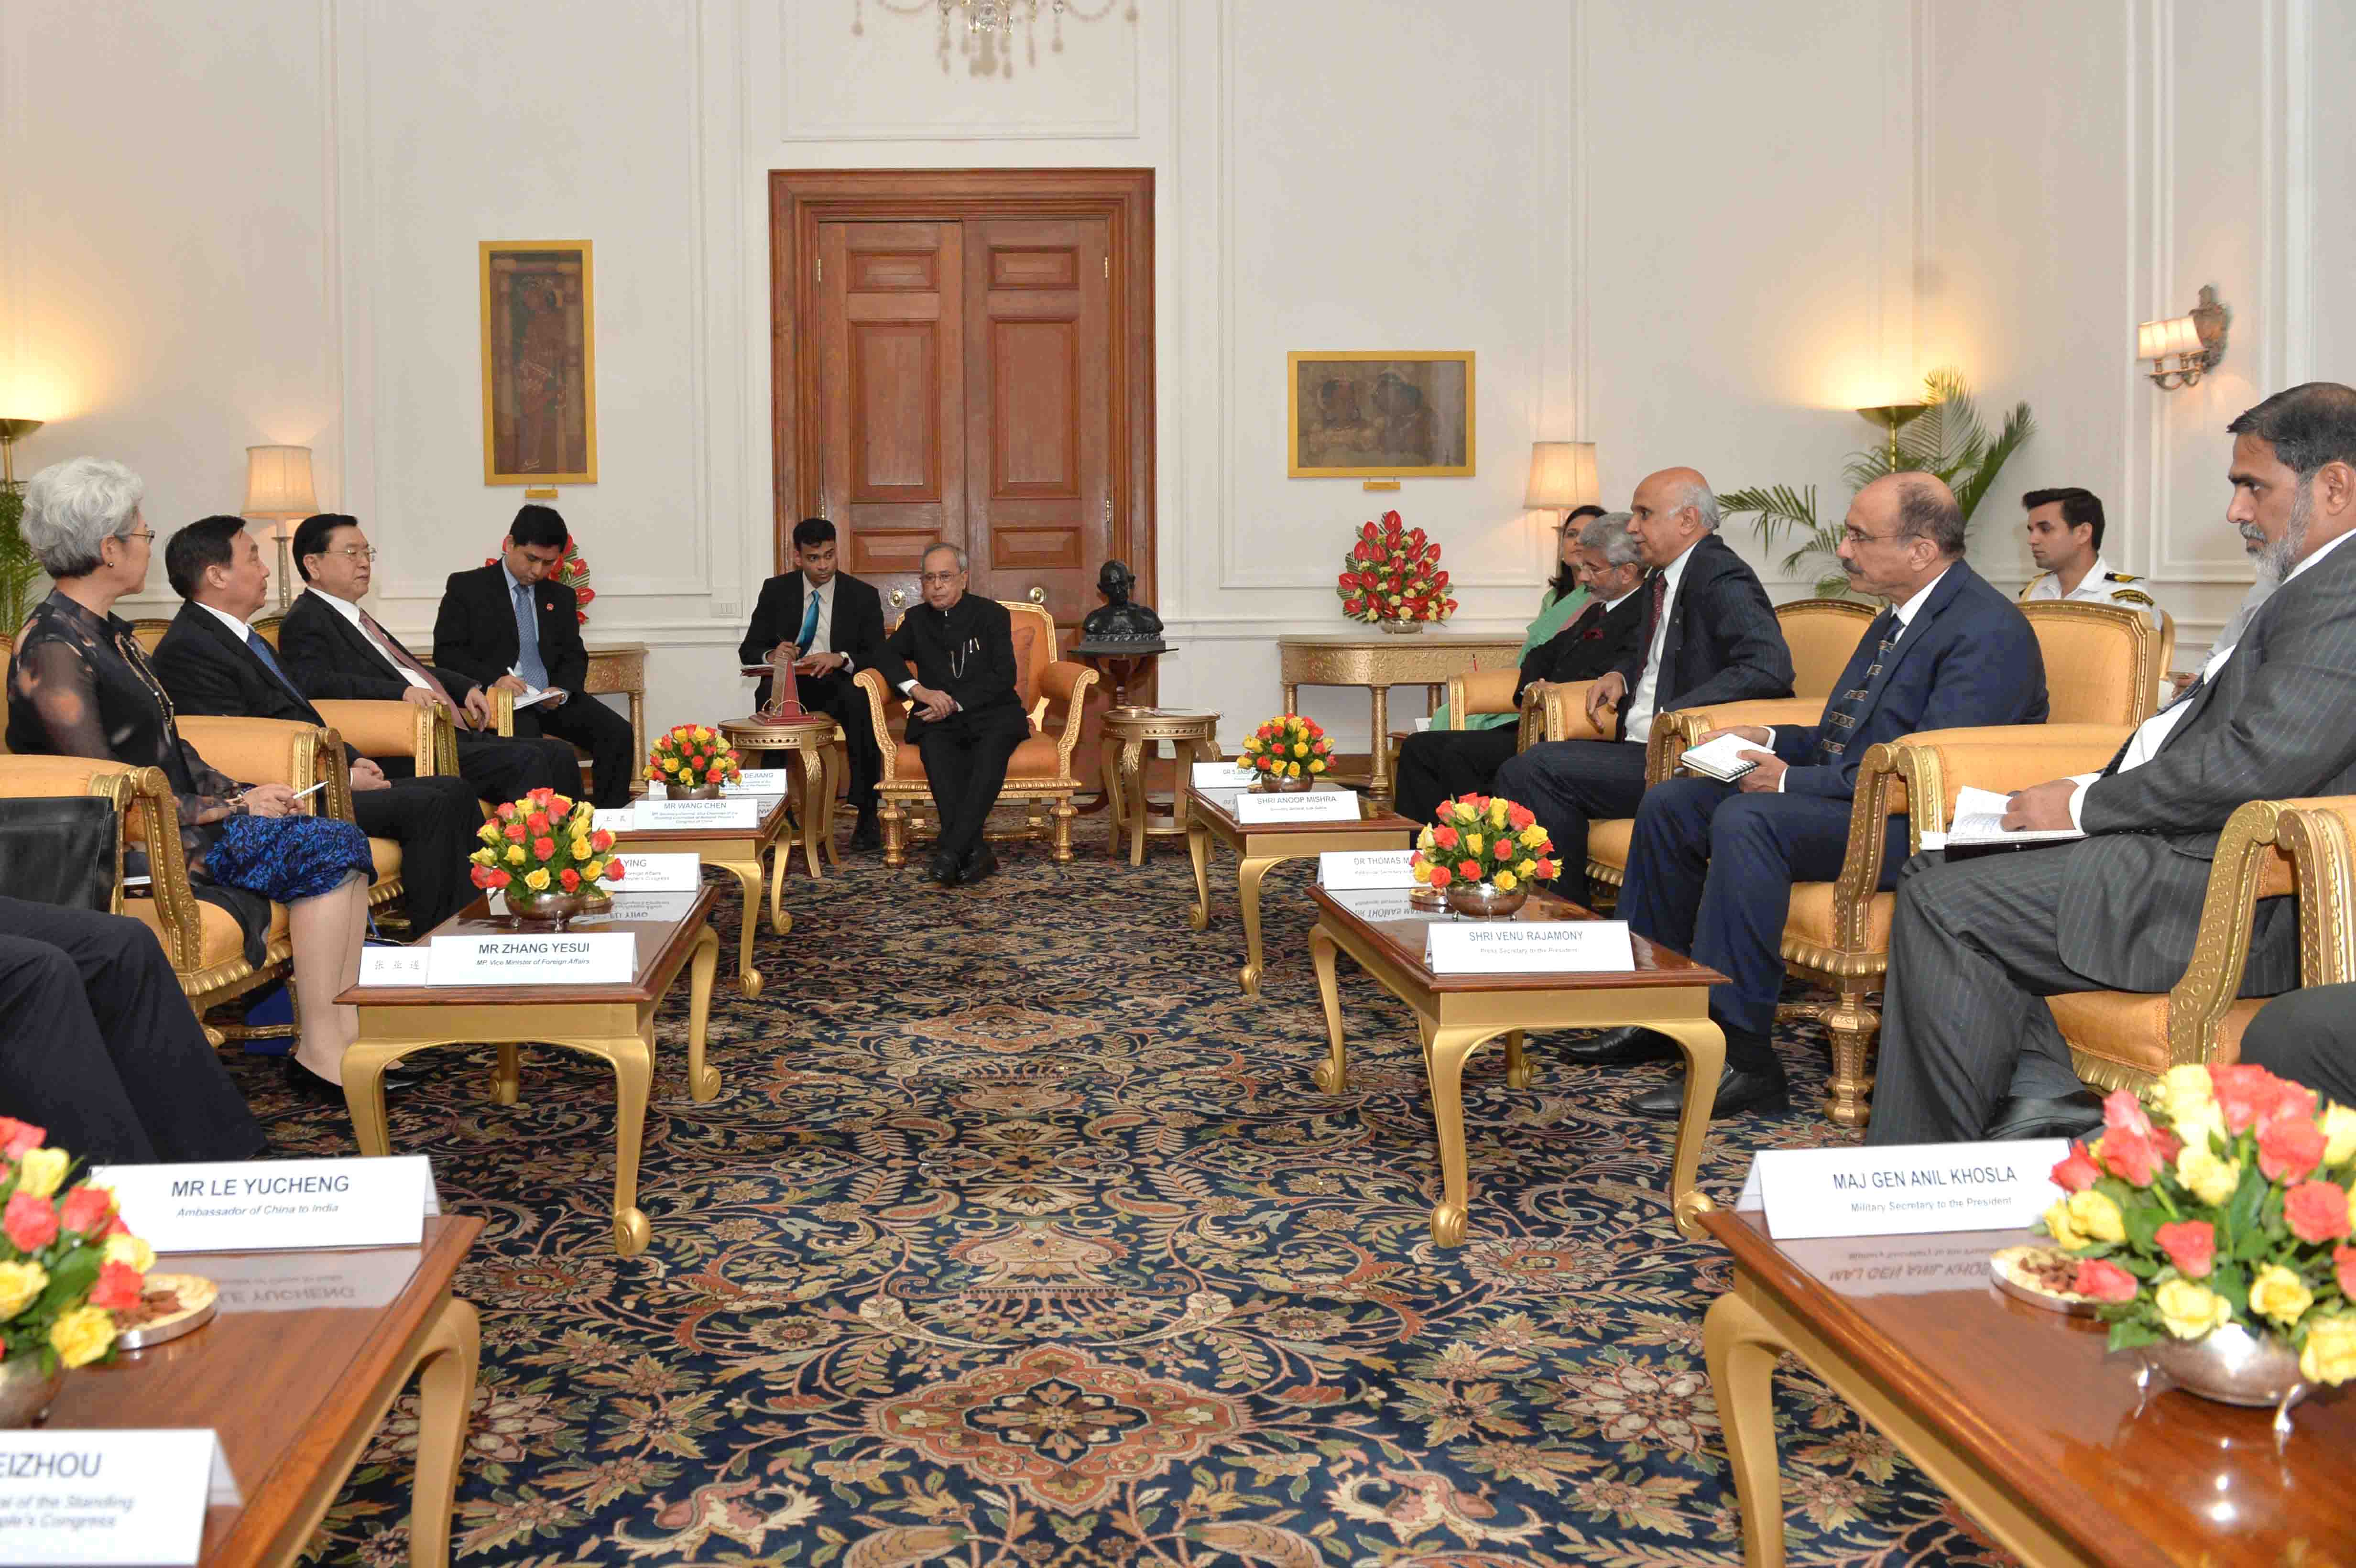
[1100,709,1221,866]
[1277,632,1525,802]
[722,717,845,878]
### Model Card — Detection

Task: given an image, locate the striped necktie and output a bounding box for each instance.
[1812,608,1898,761]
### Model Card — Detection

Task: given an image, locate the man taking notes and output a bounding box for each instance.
[1596,475,2048,1121]
[430,504,635,807]
[1494,468,1795,908]
[1867,382,2356,1146]
[875,544,1027,887]
[739,517,890,849]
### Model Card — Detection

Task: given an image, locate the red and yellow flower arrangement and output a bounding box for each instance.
[1336,510,1458,627]
[2039,1063,2356,1385]
[0,1118,155,1375]
[1410,794,1559,894]
[469,787,623,900]
[645,724,742,792]
[1238,714,1333,787]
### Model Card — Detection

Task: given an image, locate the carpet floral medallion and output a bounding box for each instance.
[237,820,2020,1568]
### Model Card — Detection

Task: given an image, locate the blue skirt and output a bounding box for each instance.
[204,813,375,904]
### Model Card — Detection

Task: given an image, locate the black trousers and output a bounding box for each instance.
[913,704,1030,864]
[2238,985,2356,1106]
[794,670,882,815]
[515,694,635,807]
[453,730,585,806]
[349,773,480,932]
[1394,726,1520,827]
[0,897,263,1164]
[1491,738,1651,908]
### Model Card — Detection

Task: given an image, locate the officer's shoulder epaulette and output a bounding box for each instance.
[2103,570,2146,584]
[2017,574,2047,601]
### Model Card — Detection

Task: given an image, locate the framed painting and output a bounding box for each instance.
[1287,351,1474,478]
[480,240,598,484]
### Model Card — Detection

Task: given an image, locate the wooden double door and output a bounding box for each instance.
[773,171,1154,632]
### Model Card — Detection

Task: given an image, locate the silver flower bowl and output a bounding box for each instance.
[0,1357,64,1428]
[2135,1322,2311,1448]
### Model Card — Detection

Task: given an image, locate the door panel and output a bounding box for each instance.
[817,221,963,606]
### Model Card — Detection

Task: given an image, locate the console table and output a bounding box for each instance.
[1278,632,1524,802]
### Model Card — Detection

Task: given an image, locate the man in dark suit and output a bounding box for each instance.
[1594,475,2050,1119]
[1494,468,1795,907]
[1867,382,2356,1145]
[276,513,584,806]
[875,543,1028,887]
[1394,509,1651,826]
[429,504,633,807]
[151,515,481,933]
[738,517,890,849]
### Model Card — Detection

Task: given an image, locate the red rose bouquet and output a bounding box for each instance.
[645,724,742,793]
[2038,1064,2356,1386]
[0,1118,154,1375]
[469,787,623,900]
[1410,793,1558,893]
[1336,510,1458,627]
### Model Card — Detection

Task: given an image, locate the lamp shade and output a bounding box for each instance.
[241,445,317,520]
[1524,440,1599,511]
[2136,316,2202,362]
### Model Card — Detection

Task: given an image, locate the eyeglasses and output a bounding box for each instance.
[918,570,962,585]
[1841,527,1909,547]
[116,530,156,545]
[327,546,378,562]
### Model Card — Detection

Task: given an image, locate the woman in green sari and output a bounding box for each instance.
[1427,503,1605,730]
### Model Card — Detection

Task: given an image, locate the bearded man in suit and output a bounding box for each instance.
[429,504,634,807]
[1867,382,2356,1145]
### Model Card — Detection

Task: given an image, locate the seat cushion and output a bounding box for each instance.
[1586,818,1632,872]
[125,896,278,974]
[2048,991,2264,1079]
[1782,884,1895,955]
[1008,620,1043,707]
[892,734,1069,784]
[368,836,402,883]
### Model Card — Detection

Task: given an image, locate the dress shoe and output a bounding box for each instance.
[851,810,882,851]
[1561,1026,1680,1066]
[283,1056,421,1103]
[1628,1064,1790,1120]
[1984,1089,2105,1143]
[927,849,962,885]
[958,843,999,885]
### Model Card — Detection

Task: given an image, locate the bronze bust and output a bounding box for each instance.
[1078,559,1165,650]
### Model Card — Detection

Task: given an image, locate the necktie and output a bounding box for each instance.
[512,582,549,689]
[245,628,305,705]
[796,589,823,654]
[1638,571,1668,651]
[1812,608,1898,761]
[358,610,460,712]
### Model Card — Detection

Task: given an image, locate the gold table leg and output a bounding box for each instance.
[1705,1291,1792,1568]
[1235,854,1278,996]
[768,834,792,937]
[1655,1018,1727,1240]
[1121,739,1148,866]
[718,854,767,995]
[1368,685,1391,802]
[1425,1023,1513,1245]
[1505,1028,1530,1090]
[796,745,828,879]
[1100,736,1125,861]
[685,925,720,1100]
[407,1295,481,1568]
[490,1042,522,1106]
[1310,923,1347,1092]
[1186,824,1212,931]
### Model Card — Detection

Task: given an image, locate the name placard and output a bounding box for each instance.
[1233,790,1361,825]
[632,797,760,831]
[427,931,636,986]
[611,852,700,891]
[1190,762,1256,789]
[1324,890,1431,924]
[93,1155,432,1253]
[1425,919,1634,974]
[1752,1141,2070,1240]
[722,769,792,795]
[1779,1229,2030,1298]
[591,808,635,833]
[0,1430,235,1566]
[1317,850,1418,890]
[357,945,430,987]
[571,891,703,926]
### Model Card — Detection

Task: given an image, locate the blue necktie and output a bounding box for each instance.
[796,588,823,653]
[246,628,306,704]
[1812,608,1898,762]
[512,582,549,688]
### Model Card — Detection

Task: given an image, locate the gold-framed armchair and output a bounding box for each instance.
[176,715,410,927]
[1441,668,1548,752]
[851,600,1098,867]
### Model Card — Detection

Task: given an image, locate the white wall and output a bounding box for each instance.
[2,0,2138,752]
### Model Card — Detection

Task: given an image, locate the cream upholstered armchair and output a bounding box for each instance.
[851,599,1097,867]
[1440,668,1548,752]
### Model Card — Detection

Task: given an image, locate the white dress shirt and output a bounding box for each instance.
[196,600,260,646]
[801,574,855,672]
[1623,539,1701,745]
[2026,552,2166,631]
[306,589,429,691]
[2066,528,2356,827]
[1762,566,1950,790]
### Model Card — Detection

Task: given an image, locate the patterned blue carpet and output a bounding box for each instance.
[237,817,2016,1567]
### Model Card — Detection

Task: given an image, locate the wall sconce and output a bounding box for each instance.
[1524,441,1599,515]
[241,445,318,610]
[2137,285,2229,390]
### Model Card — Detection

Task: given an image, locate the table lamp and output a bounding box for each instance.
[241,446,318,609]
[1524,441,1599,515]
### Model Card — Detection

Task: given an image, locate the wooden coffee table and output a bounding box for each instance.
[47,1215,483,1568]
[1309,884,1728,1246]
[1698,1202,2356,1566]
[1184,783,1418,995]
[610,793,790,996]
[338,889,721,1256]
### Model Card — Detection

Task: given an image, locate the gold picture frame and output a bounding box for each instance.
[480,240,598,485]
[1287,351,1474,478]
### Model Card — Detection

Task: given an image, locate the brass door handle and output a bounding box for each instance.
[1028,587,1047,605]
[888,588,907,609]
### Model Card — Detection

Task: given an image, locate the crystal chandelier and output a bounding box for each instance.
[859,0,1125,76]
